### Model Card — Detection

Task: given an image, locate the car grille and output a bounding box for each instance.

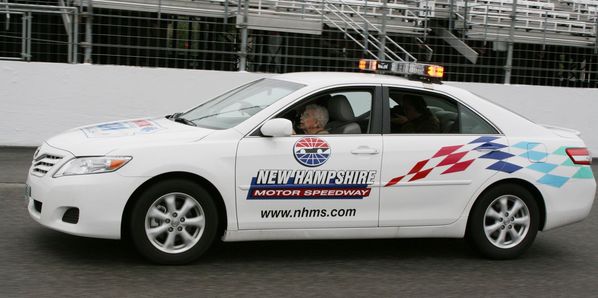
[31,153,64,177]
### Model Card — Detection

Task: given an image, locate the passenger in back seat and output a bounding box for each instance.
[391,94,440,134]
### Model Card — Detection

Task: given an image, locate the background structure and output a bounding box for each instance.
[1,0,597,87]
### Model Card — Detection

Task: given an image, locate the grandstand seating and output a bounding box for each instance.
[84,0,596,47]
[450,0,597,46]
[10,0,598,65]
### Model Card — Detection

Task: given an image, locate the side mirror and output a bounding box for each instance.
[261,118,293,137]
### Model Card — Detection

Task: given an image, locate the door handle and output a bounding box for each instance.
[351,146,379,155]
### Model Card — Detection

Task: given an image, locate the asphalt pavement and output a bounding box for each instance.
[1,147,597,297]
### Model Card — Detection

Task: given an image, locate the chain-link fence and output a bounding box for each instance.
[1,0,597,87]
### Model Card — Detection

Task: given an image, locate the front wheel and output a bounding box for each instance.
[129,179,219,264]
[468,184,539,259]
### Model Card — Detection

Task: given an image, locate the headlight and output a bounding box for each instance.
[53,156,132,177]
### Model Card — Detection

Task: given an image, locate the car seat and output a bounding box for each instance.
[435,110,458,133]
[326,95,361,134]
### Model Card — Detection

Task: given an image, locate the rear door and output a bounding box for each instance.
[379,86,507,226]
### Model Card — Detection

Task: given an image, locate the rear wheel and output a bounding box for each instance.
[129,179,218,264]
[468,183,539,259]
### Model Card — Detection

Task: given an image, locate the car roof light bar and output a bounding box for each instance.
[358,59,444,84]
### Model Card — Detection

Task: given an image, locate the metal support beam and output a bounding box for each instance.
[449,0,454,31]
[378,0,387,61]
[504,0,517,84]
[363,0,369,57]
[73,9,79,63]
[25,12,31,61]
[58,0,71,36]
[440,29,478,64]
[157,0,162,19]
[463,0,468,40]
[238,0,249,71]
[67,19,72,63]
[423,0,429,41]
[59,0,74,63]
[224,0,228,24]
[83,0,93,64]
[20,13,27,60]
[4,0,10,31]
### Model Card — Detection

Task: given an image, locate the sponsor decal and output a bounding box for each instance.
[81,119,163,138]
[247,169,376,200]
[384,137,593,189]
[260,207,357,218]
[294,137,330,167]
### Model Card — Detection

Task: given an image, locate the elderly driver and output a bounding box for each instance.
[299,104,329,135]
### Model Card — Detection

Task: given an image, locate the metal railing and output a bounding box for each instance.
[0,0,596,88]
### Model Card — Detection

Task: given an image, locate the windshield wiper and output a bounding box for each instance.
[167,112,197,127]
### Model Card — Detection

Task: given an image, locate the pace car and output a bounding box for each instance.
[26,61,596,264]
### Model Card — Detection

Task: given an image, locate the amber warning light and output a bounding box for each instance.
[426,65,444,78]
[358,59,377,71]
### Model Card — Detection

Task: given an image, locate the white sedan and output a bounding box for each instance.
[26,64,596,264]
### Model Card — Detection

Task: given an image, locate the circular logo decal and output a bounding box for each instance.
[294,137,331,167]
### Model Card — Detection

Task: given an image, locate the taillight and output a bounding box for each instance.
[566,148,592,165]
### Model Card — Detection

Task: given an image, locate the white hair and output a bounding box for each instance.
[305,104,329,128]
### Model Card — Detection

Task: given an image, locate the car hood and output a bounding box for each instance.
[46,117,214,156]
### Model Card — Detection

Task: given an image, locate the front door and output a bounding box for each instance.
[236,86,383,230]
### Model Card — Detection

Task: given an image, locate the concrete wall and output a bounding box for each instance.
[1,61,597,155]
[447,82,598,156]
[0,61,267,146]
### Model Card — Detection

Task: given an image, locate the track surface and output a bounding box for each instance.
[1,147,597,297]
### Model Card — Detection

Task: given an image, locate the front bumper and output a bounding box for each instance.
[26,145,146,239]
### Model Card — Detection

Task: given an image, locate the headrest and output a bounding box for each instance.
[435,110,457,122]
[328,95,355,121]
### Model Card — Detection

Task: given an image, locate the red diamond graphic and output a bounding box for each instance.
[442,159,475,174]
[408,160,429,175]
[409,168,433,181]
[432,145,463,158]
[437,151,468,167]
[385,176,404,187]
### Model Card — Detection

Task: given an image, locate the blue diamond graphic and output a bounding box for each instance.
[538,174,569,188]
[479,151,514,160]
[527,163,558,173]
[487,161,523,173]
[512,141,540,150]
[474,142,508,151]
[469,136,500,144]
[529,150,548,162]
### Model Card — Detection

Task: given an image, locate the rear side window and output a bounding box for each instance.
[387,88,498,134]
[459,104,498,134]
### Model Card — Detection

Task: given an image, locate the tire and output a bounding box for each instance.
[468,183,539,260]
[129,179,219,265]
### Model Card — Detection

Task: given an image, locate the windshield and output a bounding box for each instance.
[181,78,305,129]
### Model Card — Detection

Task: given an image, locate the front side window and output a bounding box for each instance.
[387,88,498,134]
[182,78,304,129]
[275,87,375,135]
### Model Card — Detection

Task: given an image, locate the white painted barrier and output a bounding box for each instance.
[1,61,597,156]
[447,82,598,156]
